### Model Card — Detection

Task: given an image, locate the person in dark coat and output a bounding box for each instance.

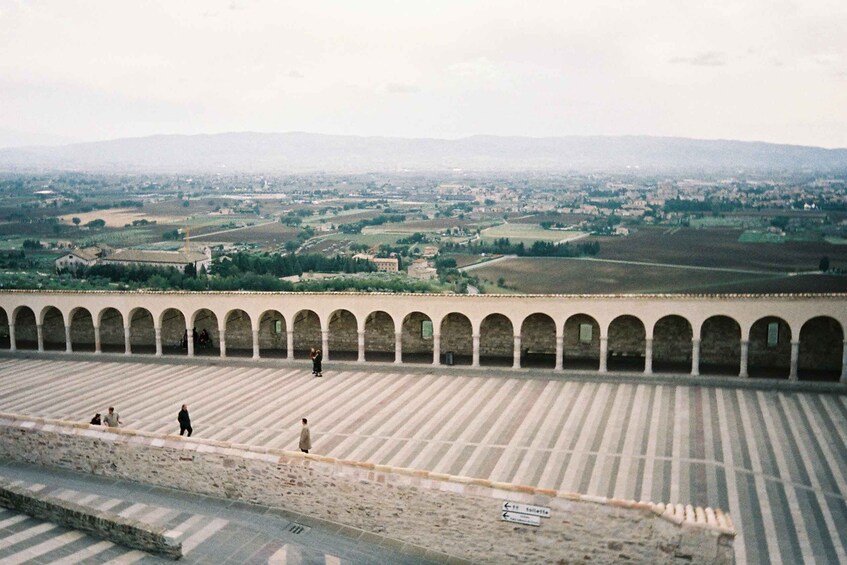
[311,347,322,377]
[90,413,101,425]
[178,404,192,437]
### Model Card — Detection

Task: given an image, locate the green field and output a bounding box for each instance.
[479,223,586,244]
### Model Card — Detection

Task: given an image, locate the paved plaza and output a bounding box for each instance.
[0,355,844,564]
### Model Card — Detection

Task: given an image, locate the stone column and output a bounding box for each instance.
[219,330,227,358]
[690,338,700,376]
[599,337,608,373]
[432,332,441,365]
[789,340,800,381]
[357,330,365,363]
[123,326,131,355]
[154,327,162,357]
[65,325,72,353]
[8,323,16,352]
[187,328,195,357]
[555,332,563,371]
[252,329,260,360]
[36,324,44,352]
[841,340,847,383]
[286,330,294,361]
[643,338,653,375]
[512,335,522,369]
[321,329,329,361]
[94,325,101,354]
[394,331,402,364]
[739,340,749,378]
[472,334,480,367]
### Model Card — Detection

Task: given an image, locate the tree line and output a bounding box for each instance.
[441,238,600,257]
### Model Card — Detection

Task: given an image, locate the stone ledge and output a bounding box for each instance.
[0,477,181,559]
[0,412,737,539]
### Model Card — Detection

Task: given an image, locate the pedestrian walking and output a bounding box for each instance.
[310,347,323,377]
[299,418,311,453]
[178,404,192,437]
[103,406,122,427]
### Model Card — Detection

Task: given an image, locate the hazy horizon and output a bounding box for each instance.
[1,1,845,149]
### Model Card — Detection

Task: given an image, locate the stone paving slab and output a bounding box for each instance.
[0,356,844,564]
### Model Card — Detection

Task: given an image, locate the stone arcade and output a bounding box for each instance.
[0,290,844,381]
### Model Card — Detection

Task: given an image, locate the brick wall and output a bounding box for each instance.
[521,314,556,354]
[364,311,395,353]
[0,415,736,565]
[564,315,601,359]
[440,313,472,356]
[748,318,791,370]
[480,314,513,357]
[654,315,693,363]
[401,312,433,354]
[608,315,645,356]
[327,310,357,354]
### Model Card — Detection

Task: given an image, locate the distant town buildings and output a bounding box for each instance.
[56,246,212,273]
[353,253,400,273]
[407,259,438,280]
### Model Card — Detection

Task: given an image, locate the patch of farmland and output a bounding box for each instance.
[442,253,494,268]
[192,222,300,244]
[510,212,591,225]
[480,223,586,244]
[596,227,847,272]
[470,257,847,294]
[59,209,188,228]
[324,232,405,246]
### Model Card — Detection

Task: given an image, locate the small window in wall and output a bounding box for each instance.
[767,322,779,347]
[421,320,433,339]
[579,323,593,343]
[273,320,282,335]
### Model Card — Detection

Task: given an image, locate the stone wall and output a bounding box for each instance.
[0,414,735,565]
[0,479,181,559]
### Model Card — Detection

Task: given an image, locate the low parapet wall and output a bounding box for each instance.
[0,414,735,564]
[0,479,181,559]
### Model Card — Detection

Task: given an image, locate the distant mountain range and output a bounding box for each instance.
[0,132,845,174]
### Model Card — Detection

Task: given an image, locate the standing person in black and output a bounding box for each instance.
[311,347,323,377]
[178,404,192,437]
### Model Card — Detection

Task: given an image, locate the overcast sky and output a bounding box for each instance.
[0,0,845,148]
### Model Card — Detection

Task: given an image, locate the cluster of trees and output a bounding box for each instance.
[0,250,35,269]
[441,238,600,257]
[338,214,406,234]
[213,252,375,278]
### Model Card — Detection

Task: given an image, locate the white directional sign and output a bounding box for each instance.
[501,501,551,518]
[501,511,541,526]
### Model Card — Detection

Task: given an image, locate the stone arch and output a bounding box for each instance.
[258,310,287,358]
[401,311,433,364]
[327,309,358,361]
[563,314,601,370]
[700,315,741,376]
[0,307,9,349]
[224,309,253,357]
[68,307,95,352]
[479,313,513,366]
[12,306,37,350]
[191,308,220,356]
[748,316,791,379]
[798,316,843,382]
[293,309,321,359]
[607,315,646,372]
[98,308,125,353]
[160,308,187,355]
[440,312,473,365]
[128,307,155,355]
[364,310,395,362]
[41,306,66,351]
[652,315,693,373]
[520,313,556,368]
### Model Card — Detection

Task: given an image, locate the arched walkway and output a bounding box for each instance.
[607,315,645,372]
[191,309,220,357]
[12,307,37,350]
[440,313,472,366]
[401,312,432,364]
[700,316,741,376]
[128,308,155,355]
[798,317,843,382]
[364,311,395,362]
[563,314,600,370]
[328,309,358,361]
[653,315,692,374]
[224,309,252,357]
[292,310,320,359]
[69,308,95,352]
[99,308,125,353]
[160,308,187,355]
[258,310,287,358]
[748,317,791,379]
[521,313,556,368]
[479,313,513,366]
[41,306,66,351]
